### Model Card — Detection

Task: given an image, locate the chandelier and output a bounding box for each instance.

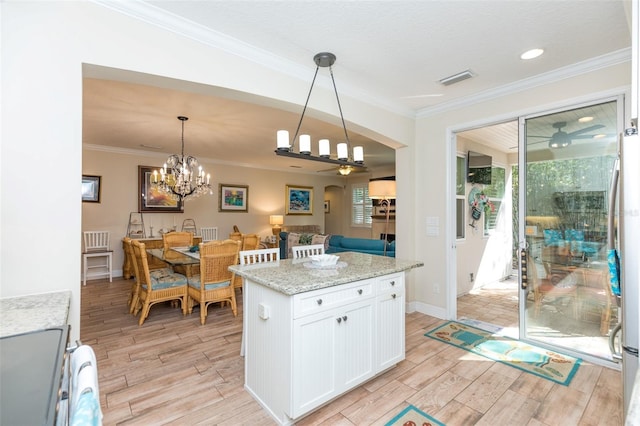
[276,52,365,169]
[152,116,212,202]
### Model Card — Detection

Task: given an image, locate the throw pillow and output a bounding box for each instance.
[311,234,329,252]
[299,233,313,245]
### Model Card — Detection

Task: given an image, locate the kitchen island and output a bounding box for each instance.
[230,251,423,425]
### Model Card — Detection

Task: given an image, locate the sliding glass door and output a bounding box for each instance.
[520,98,620,361]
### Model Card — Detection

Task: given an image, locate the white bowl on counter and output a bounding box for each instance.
[309,254,340,267]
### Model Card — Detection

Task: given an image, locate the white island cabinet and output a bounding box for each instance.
[230,252,421,425]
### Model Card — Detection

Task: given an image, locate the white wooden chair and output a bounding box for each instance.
[239,248,280,264]
[200,226,218,242]
[82,231,113,286]
[291,244,325,259]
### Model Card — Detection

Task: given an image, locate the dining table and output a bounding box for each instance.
[146,247,200,277]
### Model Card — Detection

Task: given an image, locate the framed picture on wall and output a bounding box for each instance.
[138,165,183,212]
[82,175,101,203]
[286,185,313,215]
[219,184,249,212]
[324,200,330,213]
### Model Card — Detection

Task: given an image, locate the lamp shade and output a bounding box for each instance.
[368,180,396,199]
[269,215,284,226]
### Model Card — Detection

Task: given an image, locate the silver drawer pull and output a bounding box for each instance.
[392,294,397,299]
[317,299,323,305]
[342,315,348,322]
[336,317,342,324]
[358,289,363,295]
[390,280,396,286]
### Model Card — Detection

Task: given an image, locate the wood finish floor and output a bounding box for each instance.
[81,277,623,425]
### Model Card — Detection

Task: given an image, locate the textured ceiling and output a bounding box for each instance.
[85,0,632,174]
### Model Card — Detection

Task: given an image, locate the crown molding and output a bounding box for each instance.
[417,48,631,119]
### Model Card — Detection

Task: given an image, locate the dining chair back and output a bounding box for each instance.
[187,239,241,324]
[162,231,194,250]
[124,237,174,315]
[82,231,113,286]
[241,234,261,250]
[200,226,219,242]
[239,248,280,265]
[291,244,325,259]
[131,239,188,325]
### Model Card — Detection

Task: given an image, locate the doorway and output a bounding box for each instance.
[454,121,519,335]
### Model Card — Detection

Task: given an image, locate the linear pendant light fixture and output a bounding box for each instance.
[275,52,365,168]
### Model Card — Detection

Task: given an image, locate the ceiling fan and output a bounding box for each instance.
[527,121,605,149]
[317,165,369,176]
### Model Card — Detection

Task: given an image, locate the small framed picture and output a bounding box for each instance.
[324,200,330,213]
[219,184,249,212]
[138,165,183,212]
[286,185,313,215]
[82,175,101,203]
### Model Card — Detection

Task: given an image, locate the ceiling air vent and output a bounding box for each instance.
[439,70,474,86]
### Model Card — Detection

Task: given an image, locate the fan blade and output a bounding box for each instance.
[567,124,604,137]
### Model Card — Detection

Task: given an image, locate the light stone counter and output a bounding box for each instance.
[0,291,71,337]
[229,251,423,296]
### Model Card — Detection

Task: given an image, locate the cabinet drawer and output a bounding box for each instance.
[377,274,404,294]
[293,280,374,318]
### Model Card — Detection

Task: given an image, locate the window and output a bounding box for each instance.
[483,166,505,236]
[456,155,466,239]
[352,183,373,226]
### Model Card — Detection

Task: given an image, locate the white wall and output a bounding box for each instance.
[1,2,413,340]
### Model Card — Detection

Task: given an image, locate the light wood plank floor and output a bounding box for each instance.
[81,278,623,425]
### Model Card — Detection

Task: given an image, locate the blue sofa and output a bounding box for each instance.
[279,232,395,258]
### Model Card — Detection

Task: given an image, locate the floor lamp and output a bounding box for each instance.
[368,180,396,256]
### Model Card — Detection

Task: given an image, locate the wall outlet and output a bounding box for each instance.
[434,283,440,294]
[470,273,475,283]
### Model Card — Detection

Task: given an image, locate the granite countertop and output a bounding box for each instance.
[229,251,423,296]
[0,291,71,338]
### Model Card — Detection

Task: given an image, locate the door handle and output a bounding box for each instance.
[520,248,528,290]
[609,322,622,362]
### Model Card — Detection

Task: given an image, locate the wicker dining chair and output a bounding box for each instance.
[187,239,241,325]
[130,239,189,325]
[124,237,176,315]
[162,231,195,275]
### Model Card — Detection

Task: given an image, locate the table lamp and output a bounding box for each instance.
[368,180,396,255]
[270,215,284,235]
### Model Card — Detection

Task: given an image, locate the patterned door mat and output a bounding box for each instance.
[425,321,581,386]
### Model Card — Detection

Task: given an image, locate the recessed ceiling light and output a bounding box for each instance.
[593,134,606,139]
[579,116,594,123]
[520,48,544,60]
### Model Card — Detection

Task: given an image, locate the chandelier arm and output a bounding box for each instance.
[329,65,352,154]
[291,65,321,152]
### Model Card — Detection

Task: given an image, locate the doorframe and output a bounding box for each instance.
[446,116,520,321]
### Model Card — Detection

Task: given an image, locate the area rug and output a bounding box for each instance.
[425,321,581,386]
[385,405,445,426]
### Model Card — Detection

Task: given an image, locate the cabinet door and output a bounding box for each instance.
[337,298,375,388]
[377,280,405,370]
[291,310,337,418]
